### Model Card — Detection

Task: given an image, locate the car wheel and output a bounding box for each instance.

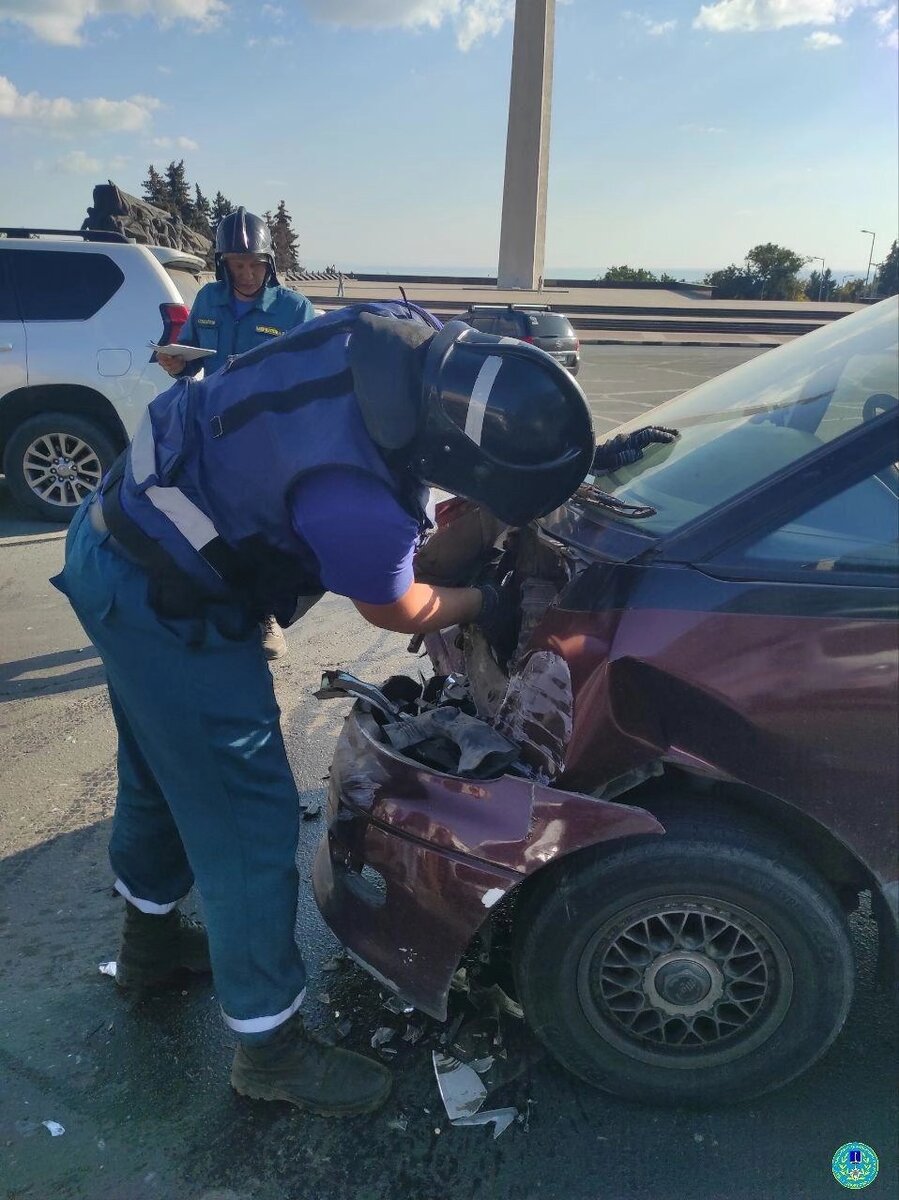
[3,413,117,523]
[512,833,854,1105]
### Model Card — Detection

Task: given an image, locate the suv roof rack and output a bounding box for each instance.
[0,227,133,244]
[466,303,553,313]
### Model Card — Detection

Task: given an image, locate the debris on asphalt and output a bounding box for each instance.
[469,1056,495,1075]
[452,1107,518,1139]
[321,954,345,972]
[98,961,117,978]
[41,1120,65,1137]
[300,799,322,820]
[387,1115,408,1132]
[316,992,331,1005]
[334,1017,353,1041]
[382,995,415,1015]
[433,1052,487,1120]
[371,1027,396,1049]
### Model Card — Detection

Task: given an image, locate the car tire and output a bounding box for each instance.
[512,833,854,1105]
[3,413,117,523]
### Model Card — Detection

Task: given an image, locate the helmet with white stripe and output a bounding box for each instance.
[413,320,594,525]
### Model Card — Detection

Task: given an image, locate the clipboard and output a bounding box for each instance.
[148,342,216,362]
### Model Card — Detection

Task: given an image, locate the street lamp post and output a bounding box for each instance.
[861,229,876,294]
[810,256,825,301]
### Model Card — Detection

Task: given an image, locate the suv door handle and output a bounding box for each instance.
[0,344,15,352]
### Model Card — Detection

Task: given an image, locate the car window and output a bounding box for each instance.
[714,464,899,575]
[11,249,124,321]
[466,314,497,334]
[165,267,204,306]
[0,251,20,321]
[586,298,899,534]
[494,313,524,338]
[527,312,574,338]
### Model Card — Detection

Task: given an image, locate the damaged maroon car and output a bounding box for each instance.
[314,298,899,1105]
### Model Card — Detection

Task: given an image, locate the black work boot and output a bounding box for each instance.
[230,1013,392,1116]
[115,901,212,990]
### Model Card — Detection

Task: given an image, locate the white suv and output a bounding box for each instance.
[0,228,207,522]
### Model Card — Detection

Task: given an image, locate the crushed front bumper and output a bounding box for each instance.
[313,707,663,1020]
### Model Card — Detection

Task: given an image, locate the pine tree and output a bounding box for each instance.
[211,191,234,227]
[165,160,193,224]
[271,200,300,275]
[141,165,170,211]
[192,184,213,237]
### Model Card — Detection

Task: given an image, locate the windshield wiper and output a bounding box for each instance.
[581,484,657,519]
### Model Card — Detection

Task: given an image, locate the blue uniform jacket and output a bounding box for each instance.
[179,280,315,376]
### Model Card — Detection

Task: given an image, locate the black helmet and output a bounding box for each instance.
[411,320,594,525]
[214,207,277,285]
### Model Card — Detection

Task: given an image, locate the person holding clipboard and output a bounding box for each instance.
[157,207,315,659]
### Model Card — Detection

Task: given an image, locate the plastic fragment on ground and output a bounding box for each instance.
[41,1121,65,1137]
[452,1107,518,1139]
[382,995,415,1015]
[433,1052,487,1120]
[98,961,117,978]
[387,1115,409,1132]
[371,1027,396,1049]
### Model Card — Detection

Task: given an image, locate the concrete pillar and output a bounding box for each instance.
[497,0,555,291]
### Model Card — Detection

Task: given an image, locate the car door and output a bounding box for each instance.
[0,249,27,396]
[691,449,899,886]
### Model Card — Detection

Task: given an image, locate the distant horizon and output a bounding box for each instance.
[302,261,872,283]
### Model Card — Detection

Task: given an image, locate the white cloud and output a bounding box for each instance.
[248,33,289,46]
[872,3,898,43]
[0,75,160,133]
[624,10,678,34]
[261,2,285,16]
[55,149,101,173]
[694,1,856,32]
[680,121,727,132]
[0,0,226,46]
[805,27,843,41]
[52,149,130,173]
[298,0,513,51]
[150,134,199,149]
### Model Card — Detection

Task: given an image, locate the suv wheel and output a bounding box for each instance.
[3,413,117,523]
[513,833,854,1105]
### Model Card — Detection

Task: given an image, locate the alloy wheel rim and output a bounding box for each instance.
[576,896,793,1069]
[23,432,102,508]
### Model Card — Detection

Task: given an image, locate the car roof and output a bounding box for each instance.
[0,229,206,272]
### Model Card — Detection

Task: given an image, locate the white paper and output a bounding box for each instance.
[148,342,216,362]
[42,1121,65,1137]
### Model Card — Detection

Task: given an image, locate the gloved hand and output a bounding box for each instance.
[474,581,520,664]
[592,425,679,472]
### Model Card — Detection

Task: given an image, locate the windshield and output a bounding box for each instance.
[586,297,899,534]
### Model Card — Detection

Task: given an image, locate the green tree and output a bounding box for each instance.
[876,239,899,297]
[704,263,757,299]
[164,159,193,224]
[805,268,834,302]
[211,191,234,226]
[192,184,213,238]
[746,243,808,300]
[602,264,657,282]
[141,164,169,210]
[271,199,300,275]
[832,277,867,302]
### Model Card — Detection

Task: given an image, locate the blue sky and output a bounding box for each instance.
[1,0,897,277]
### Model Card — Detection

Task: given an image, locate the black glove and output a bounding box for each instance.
[592,425,679,472]
[474,582,520,664]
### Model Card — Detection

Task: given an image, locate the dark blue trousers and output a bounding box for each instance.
[53,500,307,1037]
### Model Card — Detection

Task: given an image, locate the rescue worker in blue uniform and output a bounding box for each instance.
[157,207,315,659]
[52,301,594,1117]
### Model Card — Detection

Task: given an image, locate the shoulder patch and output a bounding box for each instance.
[255,325,282,337]
[196,318,217,328]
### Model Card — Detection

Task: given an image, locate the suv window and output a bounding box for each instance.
[10,249,124,321]
[0,251,20,321]
[165,267,204,306]
[466,314,498,335]
[527,312,575,338]
[494,313,524,338]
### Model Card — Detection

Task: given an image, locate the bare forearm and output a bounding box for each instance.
[353,582,482,634]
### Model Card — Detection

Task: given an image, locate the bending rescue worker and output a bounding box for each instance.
[53,300,595,1117]
[157,206,314,660]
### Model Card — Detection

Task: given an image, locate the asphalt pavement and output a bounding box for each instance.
[1,345,896,1200]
